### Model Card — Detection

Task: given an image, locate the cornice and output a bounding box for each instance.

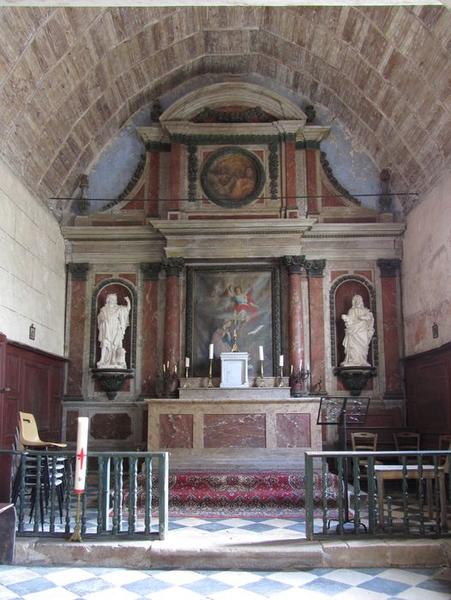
[148,218,317,237]
[304,222,405,239]
[162,121,303,139]
[296,126,330,143]
[62,225,163,242]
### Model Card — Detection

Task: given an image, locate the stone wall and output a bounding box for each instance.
[0,158,66,355]
[403,171,451,356]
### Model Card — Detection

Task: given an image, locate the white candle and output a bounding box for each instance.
[259,346,264,361]
[209,343,214,359]
[299,359,303,372]
[185,356,190,368]
[174,364,177,374]
[74,417,89,494]
[279,355,284,367]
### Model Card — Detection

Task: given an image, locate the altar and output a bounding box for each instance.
[146,378,322,462]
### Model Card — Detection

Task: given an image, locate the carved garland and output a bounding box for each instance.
[89,278,138,370]
[187,144,198,202]
[329,275,378,368]
[319,151,361,205]
[268,141,279,201]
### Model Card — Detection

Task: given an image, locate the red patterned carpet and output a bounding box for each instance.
[128,471,340,517]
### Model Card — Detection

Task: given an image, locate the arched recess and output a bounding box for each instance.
[329,275,378,369]
[89,279,138,371]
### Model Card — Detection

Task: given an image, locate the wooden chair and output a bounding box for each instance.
[393,432,420,463]
[18,412,67,449]
[15,412,67,528]
[351,432,378,477]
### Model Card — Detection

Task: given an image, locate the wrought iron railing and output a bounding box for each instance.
[1,449,169,540]
[304,450,451,540]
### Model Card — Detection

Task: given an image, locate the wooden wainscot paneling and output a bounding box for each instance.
[0,333,66,501]
[404,342,451,447]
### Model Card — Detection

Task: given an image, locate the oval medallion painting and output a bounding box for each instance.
[201,147,265,208]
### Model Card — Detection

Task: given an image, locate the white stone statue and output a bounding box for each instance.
[340,294,374,367]
[97,293,131,369]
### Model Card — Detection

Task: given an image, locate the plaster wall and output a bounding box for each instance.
[0,157,66,355]
[403,171,451,356]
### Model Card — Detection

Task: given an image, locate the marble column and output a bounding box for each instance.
[283,256,305,373]
[377,259,403,398]
[163,258,185,370]
[66,263,89,400]
[306,260,326,394]
[140,263,161,396]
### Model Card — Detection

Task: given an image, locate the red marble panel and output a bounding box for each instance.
[285,141,297,209]
[354,270,373,281]
[288,272,303,371]
[276,413,311,447]
[381,276,402,394]
[67,278,86,397]
[124,184,145,209]
[330,270,348,282]
[142,279,159,395]
[91,413,132,440]
[305,149,319,214]
[118,274,137,285]
[164,275,180,369]
[309,276,326,393]
[95,274,112,285]
[203,414,266,448]
[159,414,193,448]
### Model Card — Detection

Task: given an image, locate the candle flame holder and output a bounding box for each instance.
[207,358,214,388]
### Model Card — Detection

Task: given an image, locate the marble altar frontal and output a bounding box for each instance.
[220,352,249,388]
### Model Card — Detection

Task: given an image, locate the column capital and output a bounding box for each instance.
[377,259,401,278]
[67,263,89,281]
[306,259,326,277]
[164,257,185,277]
[282,255,306,274]
[140,262,162,281]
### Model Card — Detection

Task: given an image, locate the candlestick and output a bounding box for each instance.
[70,417,89,542]
[207,358,213,388]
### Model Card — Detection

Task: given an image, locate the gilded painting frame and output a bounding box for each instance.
[185,264,281,378]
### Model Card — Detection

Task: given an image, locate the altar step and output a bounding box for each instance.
[167,449,308,472]
[134,469,339,515]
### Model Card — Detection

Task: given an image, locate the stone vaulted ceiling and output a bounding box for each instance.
[0,5,450,215]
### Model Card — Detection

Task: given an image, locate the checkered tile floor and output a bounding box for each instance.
[1,564,450,599]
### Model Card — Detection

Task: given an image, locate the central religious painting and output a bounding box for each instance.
[200,147,265,207]
[186,265,281,378]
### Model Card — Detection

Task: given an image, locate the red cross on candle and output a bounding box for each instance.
[76,447,86,470]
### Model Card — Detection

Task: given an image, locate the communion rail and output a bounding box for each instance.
[305,449,451,541]
[1,449,169,540]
